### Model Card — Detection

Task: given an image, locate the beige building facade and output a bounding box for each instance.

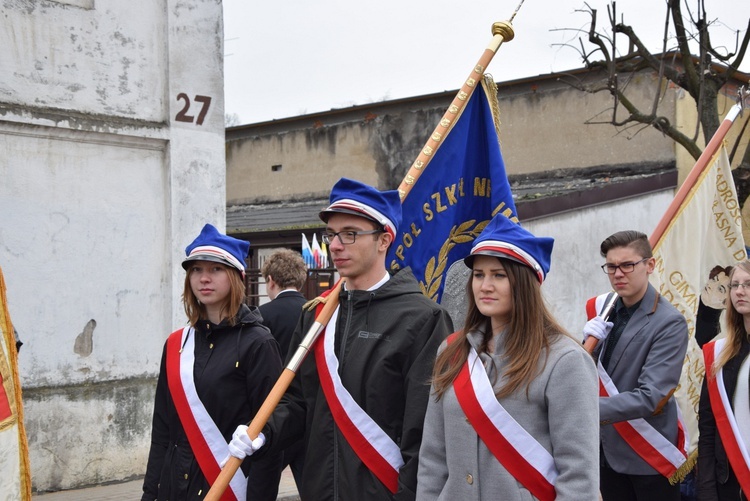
[227,69,703,209]
[225,66,749,332]
[226,67,749,235]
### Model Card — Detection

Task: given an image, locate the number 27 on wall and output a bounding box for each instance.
[175,93,212,125]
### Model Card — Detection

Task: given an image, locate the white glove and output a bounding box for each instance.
[583,316,614,343]
[222,425,265,465]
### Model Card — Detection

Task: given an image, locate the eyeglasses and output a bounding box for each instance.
[322,229,384,245]
[729,282,750,291]
[601,258,649,275]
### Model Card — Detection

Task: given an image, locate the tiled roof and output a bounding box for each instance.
[227,199,327,234]
[227,161,676,235]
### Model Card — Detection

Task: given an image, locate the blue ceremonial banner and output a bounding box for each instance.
[386,77,517,303]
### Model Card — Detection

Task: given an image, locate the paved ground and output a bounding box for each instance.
[32,466,300,500]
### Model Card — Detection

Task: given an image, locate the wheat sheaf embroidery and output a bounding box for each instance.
[420,219,489,300]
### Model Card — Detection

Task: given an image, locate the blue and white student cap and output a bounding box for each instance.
[464,214,554,283]
[182,224,250,277]
[319,177,402,240]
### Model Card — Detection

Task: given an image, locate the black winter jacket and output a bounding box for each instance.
[697,337,750,501]
[142,304,284,501]
[264,267,453,501]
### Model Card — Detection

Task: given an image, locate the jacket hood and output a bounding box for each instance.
[235,303,264,326]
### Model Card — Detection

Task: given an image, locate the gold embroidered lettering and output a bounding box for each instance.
[431,192,448,213]
[423,203,434,221]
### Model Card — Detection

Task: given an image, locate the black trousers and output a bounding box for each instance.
[600,464,680,501]
[282,440,305,489]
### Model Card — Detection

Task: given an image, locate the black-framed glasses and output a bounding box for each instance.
[601,258,648,275]
[322,229,384,245]
[729,281,750,291]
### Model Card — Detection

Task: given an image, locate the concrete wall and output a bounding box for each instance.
[674,84,750,181]
[226,71,680,205]
[227,124,384,204]
[499,71,677,175]
[0,0,225,491]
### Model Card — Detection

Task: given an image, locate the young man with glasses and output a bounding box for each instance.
[227,177,454,501]
[582,230,688,501]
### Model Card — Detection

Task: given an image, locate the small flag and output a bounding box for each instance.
[320,240,329,268]
[302,234,314,268]
[312,234,324,269]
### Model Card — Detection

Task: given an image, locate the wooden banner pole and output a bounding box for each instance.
[206,19,518,501]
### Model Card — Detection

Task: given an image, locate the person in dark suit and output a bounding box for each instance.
[582,230,689,501]
[258,248,308,487]
[259,249,308,360]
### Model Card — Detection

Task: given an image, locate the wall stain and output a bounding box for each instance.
[23,377,156,492]
[369,108,444,188]
[74,319,96,357]
[304,126,337,155]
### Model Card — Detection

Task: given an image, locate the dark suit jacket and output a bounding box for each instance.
[595,283,689,475]
[259,290,306,361]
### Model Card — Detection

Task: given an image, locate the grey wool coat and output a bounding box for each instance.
[594,284,688,475]
[416,330,600,501]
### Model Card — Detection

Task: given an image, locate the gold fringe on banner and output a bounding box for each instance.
[481,74,503,143]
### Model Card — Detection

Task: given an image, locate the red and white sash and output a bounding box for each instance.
[597,361,688,478]
[313,305,404,494]
[703,339,750,497]
[587,293,688,478]
[166,327,247,501]
[450,334,558,501]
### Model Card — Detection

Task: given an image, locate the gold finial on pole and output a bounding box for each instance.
[492,21,515,42]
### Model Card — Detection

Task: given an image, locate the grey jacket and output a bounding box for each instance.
[416,330,600,501]
[596,283,689,475]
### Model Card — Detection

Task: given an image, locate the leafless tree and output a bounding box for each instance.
[560,0,749,167]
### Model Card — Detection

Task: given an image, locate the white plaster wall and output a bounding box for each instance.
[0,0,166,120]
[442,189,676,334]
[0,127,170,384]
[0,0,226,491]
[530,192,676,333]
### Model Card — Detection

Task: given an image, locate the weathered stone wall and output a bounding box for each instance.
[226,71,679,204]
[0,0,226,491]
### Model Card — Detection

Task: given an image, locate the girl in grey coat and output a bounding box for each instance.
[416,214,600,500]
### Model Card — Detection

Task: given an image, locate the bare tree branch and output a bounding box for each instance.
[562,0,747,159]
